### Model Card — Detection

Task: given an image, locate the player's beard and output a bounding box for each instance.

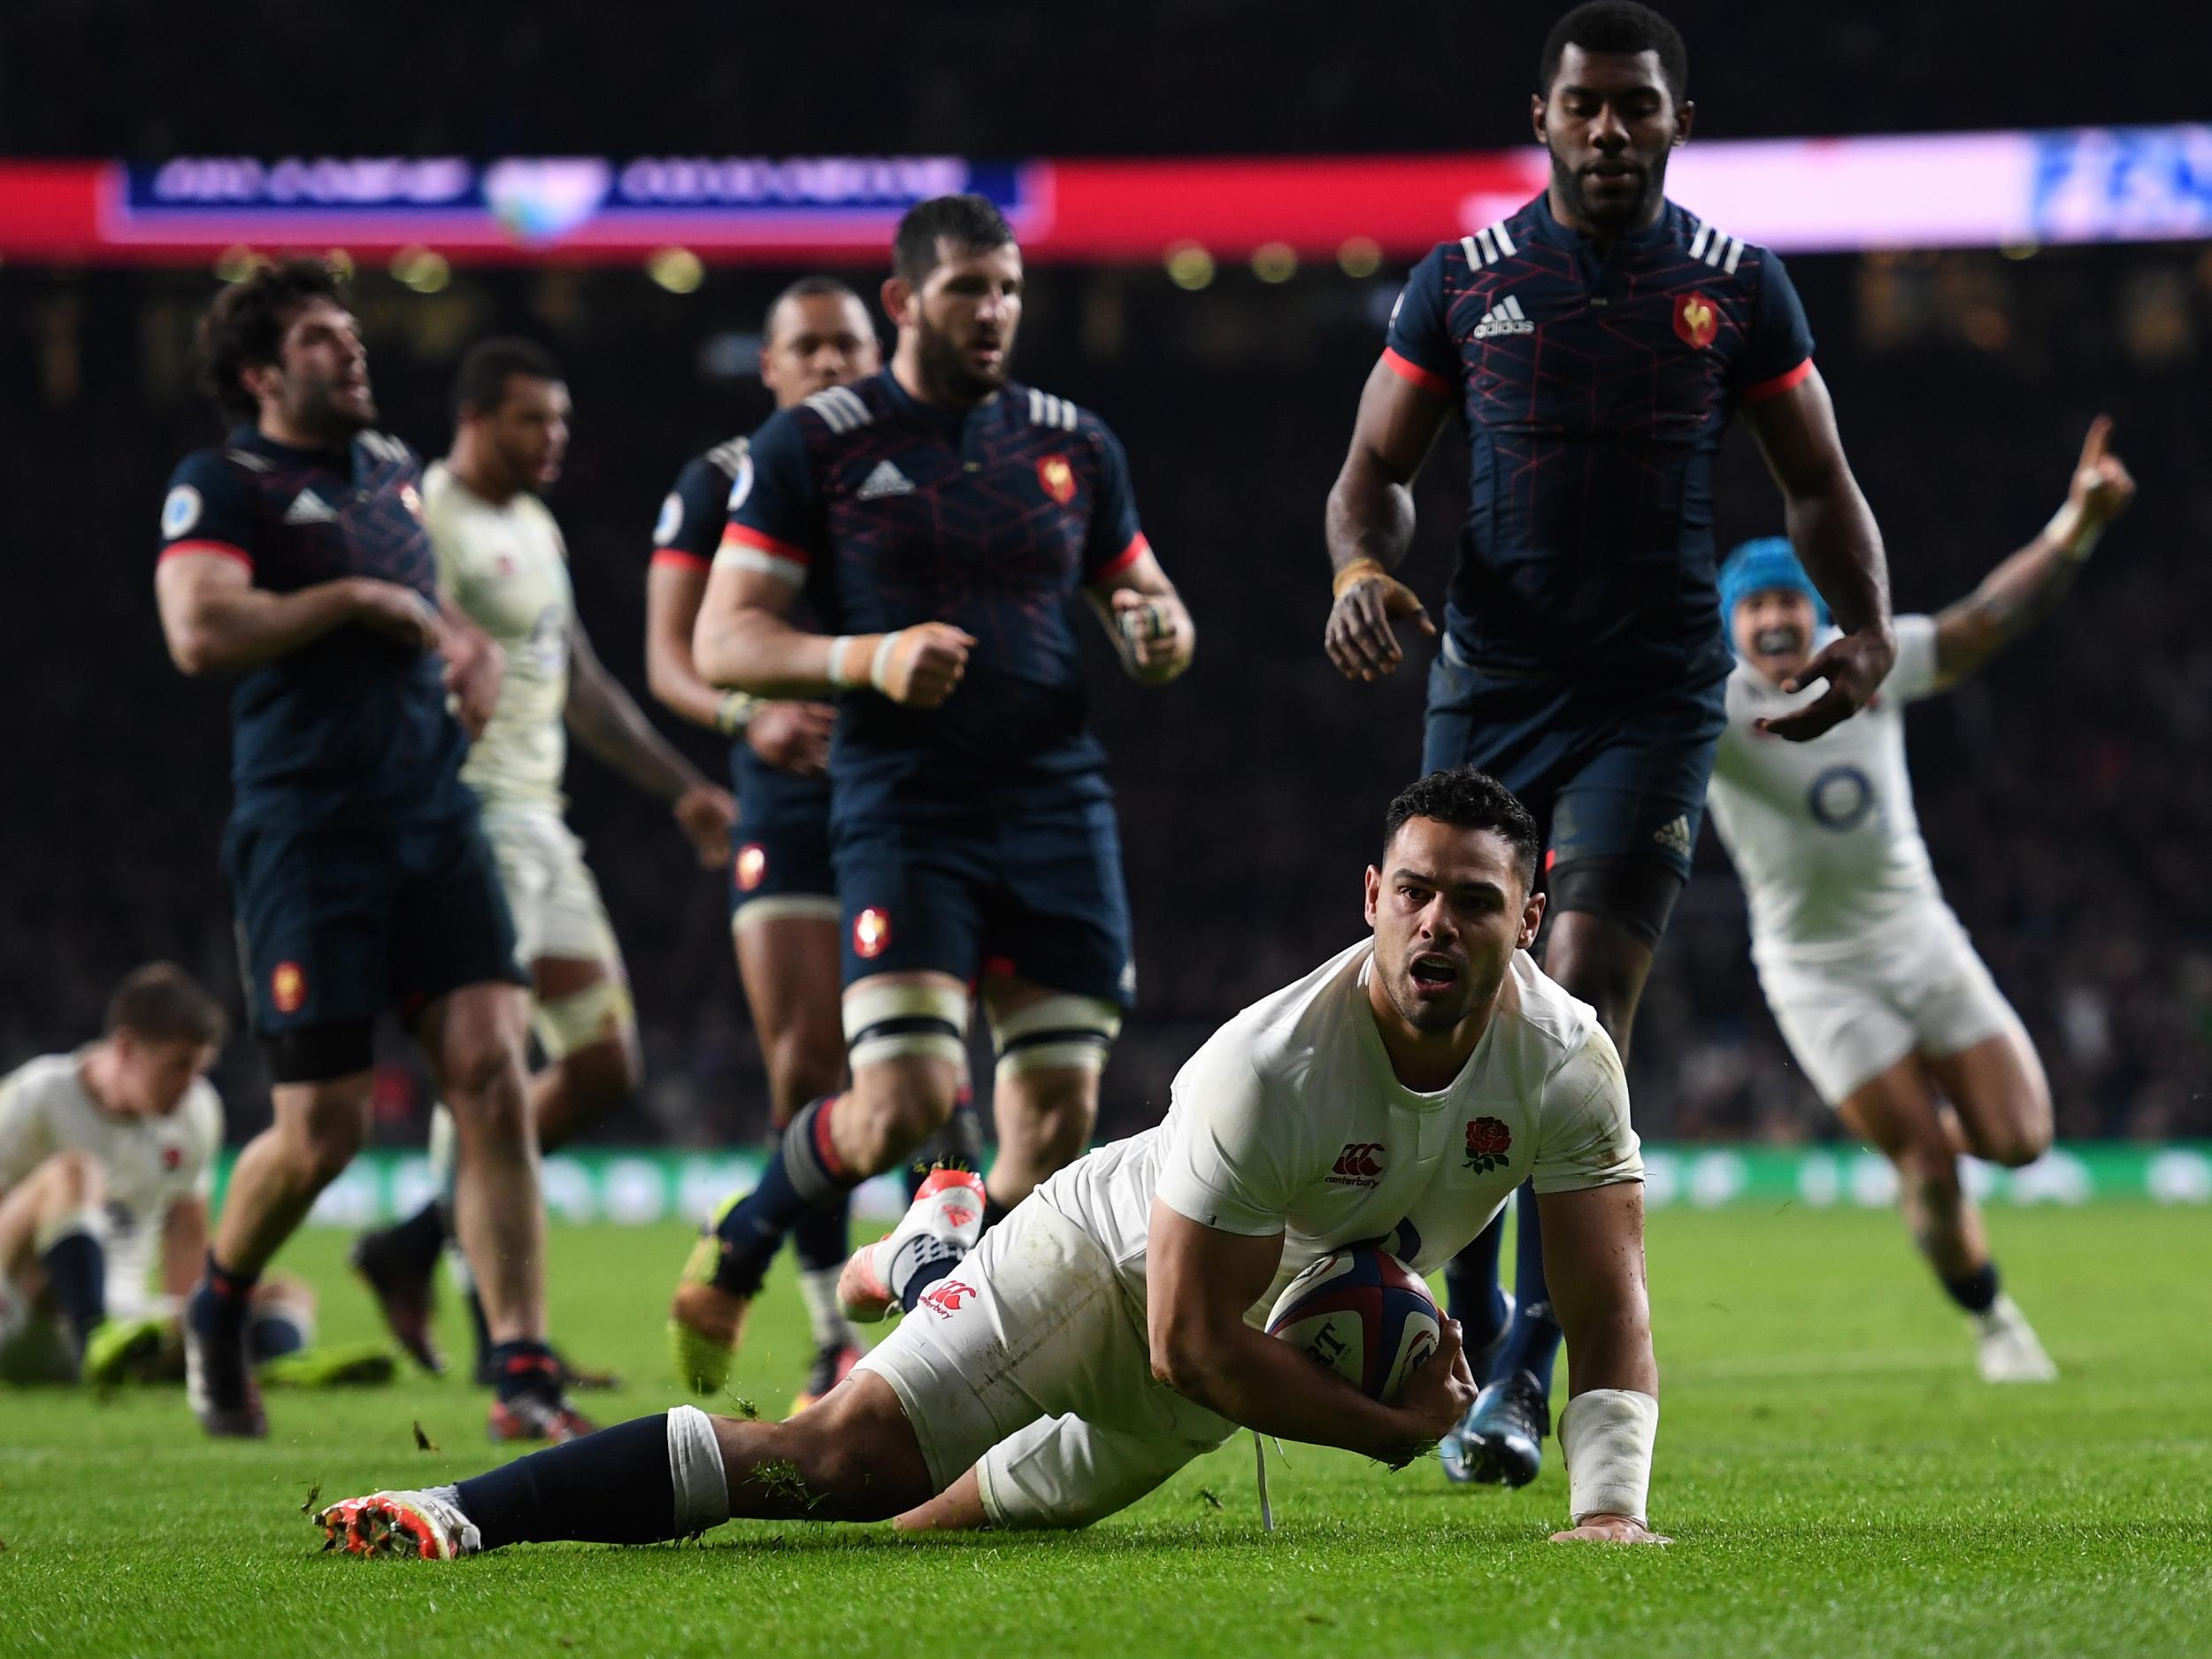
[288,373,376,446]
[1549,142,1668,233]
[914,313,1006,406]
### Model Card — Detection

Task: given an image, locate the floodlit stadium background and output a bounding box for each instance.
[4,0,2208,1224]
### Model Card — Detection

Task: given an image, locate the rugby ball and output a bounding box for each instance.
[1264,1246,1441,1404]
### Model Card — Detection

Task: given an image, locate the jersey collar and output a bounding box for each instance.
[230,423,351,468]
[1521,189,1683,254]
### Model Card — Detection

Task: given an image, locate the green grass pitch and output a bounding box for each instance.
[4,1205,2208,1658]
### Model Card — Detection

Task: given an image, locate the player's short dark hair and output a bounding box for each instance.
[1540,1,1688,103]
[893,194,1016,285]
[764,274,864,340]
[1382,769,1543,890]
[104,963,227,1049]
[195,256,351,424]
[452,336,563,420]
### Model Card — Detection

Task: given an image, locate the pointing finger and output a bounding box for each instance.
[2078,414,2112,470]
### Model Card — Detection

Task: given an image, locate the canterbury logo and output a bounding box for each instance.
[918,1279,975,1317]
[1471,295,1533,339]
[856,460,916,501]
[1328,1141,1385,1185]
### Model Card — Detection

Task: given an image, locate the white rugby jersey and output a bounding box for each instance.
[1707,614,1953,961]
[0,1051,223,1307]
[426,462,574,810]
[1039,941,1640,1321]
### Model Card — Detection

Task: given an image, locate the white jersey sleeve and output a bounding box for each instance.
[1151,1041,1299,1238]
[1885,613,1941,704]
[0,1063,53,1189]
[1529,1027,1642,1194]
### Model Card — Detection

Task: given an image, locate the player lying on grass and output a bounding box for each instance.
[0,964,387,1390]
[1705,418,2136,1382]
[316,770,1669,1556]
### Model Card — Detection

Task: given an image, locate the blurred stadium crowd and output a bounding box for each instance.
[3,0,2204,1152]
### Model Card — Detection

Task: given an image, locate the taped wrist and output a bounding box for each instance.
[827,634,886,689]
[714,691,761,737]
[1331,557,1387,599]
[1561,1387,1657,1525]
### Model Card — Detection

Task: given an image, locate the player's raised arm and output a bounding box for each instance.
[1739,365,1894,743]
[1145,1199,1475,1466]
[564,618,735,869]
[1928,416,2136,692]
[1323,250,1454,682]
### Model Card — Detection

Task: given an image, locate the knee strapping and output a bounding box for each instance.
[532,977,634,1062]
[844,981,970,1070]
[988,995,1122,1080]
[666,1404,731,1533]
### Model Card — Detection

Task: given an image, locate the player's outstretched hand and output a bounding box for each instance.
[876,622,974,708]
[673,783,738,870]
[1757,624,1896,743]
[2070,415,2137,529]
[1383,1316,1478,1466]
[748,701,835,776]
[1110,588,1195,684]
[348,579,442,654]
[1550,1513,1672,1546]
[1325,562,1435,682]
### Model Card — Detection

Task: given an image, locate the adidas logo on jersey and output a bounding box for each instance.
[856,460,916,501]
[1471,294,1533,339]
[284,489,337,525]
[1651,815,1694,858]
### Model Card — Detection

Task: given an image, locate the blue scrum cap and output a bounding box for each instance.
[1718,537,1830,636]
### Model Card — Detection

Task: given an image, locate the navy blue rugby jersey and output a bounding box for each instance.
[1386,193,1816,687]
[720,372,1150,799]
[157,426,472,829]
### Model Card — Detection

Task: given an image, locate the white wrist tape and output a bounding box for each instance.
[1560,1388,1657,1525]
[867,630,903,693]
[826,636,861,688]
[2044,501,2103,563]
[666,1404,731,1534]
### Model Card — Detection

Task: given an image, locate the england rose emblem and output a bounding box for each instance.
[1463,1116,1511,1173]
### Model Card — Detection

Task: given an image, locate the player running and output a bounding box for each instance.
[154,259,587,1440]
[664,194,1196,1394]
[350,338,734,1385]
[644,278,896,1408]
[1324,0,1893,1486]
[313,770,1670,1556]
[1708,419,2136,1382]
[0,964,384,1392]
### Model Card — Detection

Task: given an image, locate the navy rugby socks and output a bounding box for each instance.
[1445,1215,1512,1363]
[40,1225,107,1348]
[456,1412,676,1548]
[710,1095,858,1298]
[1492,1183,1564,1398]
[1942,1262,2001,1315]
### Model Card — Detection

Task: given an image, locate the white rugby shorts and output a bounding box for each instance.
[851,1194,1236,1529]
[480,804,622,969]
[1758,910,2023,1105]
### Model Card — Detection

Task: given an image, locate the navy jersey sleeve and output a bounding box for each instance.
[1081,420,1150,581]
[157,450,258,570]
[719,411,821,589]
[1736,250,1816,403]
[1381,244,1457,396]
[651,453,737,571]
